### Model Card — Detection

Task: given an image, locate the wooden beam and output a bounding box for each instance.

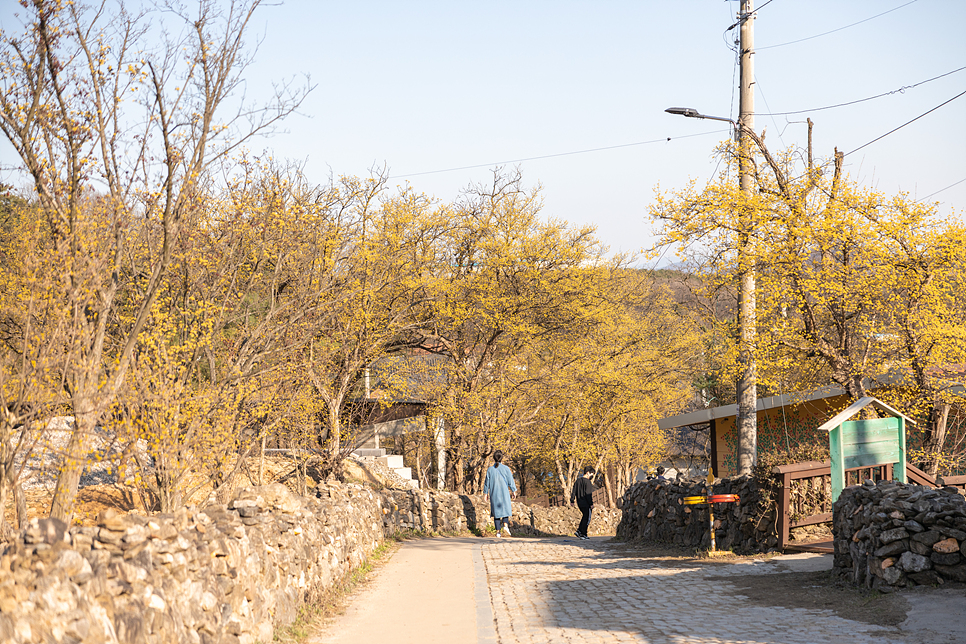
[817,396,916,431]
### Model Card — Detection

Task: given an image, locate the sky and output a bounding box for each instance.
[2,0,965,262]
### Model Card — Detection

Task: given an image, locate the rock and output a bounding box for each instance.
[879,527,909,543]
[881,566,904,585]
[834,481,966,587]
[898,551,931,573]
[874,541,908,558]
[907,569,943,586]
[911,530,943,546]
[939,527,966,541]
[931,552,961,566]
[933,537,960,554]
[910,540,933,556]
[4,480,591,643]
[616,474,769,553]
[23,517,69,545]
[96,508,130,532]
[258,483,302,514]
[934,563,966,582]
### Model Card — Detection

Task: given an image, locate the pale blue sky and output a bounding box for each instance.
[3,1,965,259]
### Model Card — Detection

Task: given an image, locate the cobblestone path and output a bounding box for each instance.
[481,537,908,644]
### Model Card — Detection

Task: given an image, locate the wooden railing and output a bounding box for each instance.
[772,460,965,550]
[939,474,966,488]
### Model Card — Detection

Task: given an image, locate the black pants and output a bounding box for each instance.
[578,504,593,536]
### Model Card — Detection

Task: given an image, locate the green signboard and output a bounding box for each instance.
[825,401,908,502]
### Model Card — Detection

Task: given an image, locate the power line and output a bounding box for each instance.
[759,89,966,194]
[755,66,966,116]
[388,130,729,180]
[754,77,787,148]
[844,88,966,157]
[725,0,778,33]
[757,0,918,50]
[918,177,966,202]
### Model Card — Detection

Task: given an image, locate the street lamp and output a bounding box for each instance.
[664,107,735,126]
[666,105,758,476]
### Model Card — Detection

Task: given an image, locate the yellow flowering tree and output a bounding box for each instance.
[653,126,966,473]
[0,0,307,521]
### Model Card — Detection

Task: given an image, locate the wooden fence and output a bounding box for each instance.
[773,460,966,551]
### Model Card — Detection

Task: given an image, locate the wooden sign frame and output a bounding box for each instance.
[817,396,915,502]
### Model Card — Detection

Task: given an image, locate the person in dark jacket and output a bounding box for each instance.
[570,465,596,539]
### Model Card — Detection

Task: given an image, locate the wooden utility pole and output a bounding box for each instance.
[736,0,757,475]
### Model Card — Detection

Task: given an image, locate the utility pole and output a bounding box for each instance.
[736,0,757,475]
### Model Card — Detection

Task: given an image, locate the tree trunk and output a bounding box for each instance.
[328,405,341,457]
[922,402,950,477]
[14,481,26,529]
[603,461,616,508]
[49,401,98,522]
[447,425,464,492]
[0,480,9,540]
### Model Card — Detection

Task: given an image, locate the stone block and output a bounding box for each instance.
[907,569,944,586]
[899,551,932,573]
[939,527,966,541]
[881,566,904,585]
[911,530,943,546]
[934,563,966,582]
[879,527,909,543]
[910,540,933,556]
[931,552,961,566]
[933,537,960,554]
[874,540,908,558]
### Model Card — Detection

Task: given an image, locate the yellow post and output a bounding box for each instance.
[707,471,716,552]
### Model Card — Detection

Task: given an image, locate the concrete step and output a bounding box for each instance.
[377,454,404,469]
[353,448,386,458]
[393,466,413,480]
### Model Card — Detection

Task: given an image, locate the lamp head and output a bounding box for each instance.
[665,107,701,118]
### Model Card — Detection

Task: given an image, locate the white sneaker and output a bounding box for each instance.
[502,525,511,536]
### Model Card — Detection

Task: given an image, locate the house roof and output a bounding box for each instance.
[657,383,845,431]
[659,365,966,432]
[816,396,916,431]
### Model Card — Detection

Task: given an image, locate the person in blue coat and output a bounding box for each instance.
[483,450,517,537]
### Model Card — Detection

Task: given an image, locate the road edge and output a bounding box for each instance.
[472,541,498,644]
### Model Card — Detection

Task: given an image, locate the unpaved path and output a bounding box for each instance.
[309,536,493,644]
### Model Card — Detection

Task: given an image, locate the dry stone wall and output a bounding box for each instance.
[832,480,966,591]
[616,476,777,553]
[0,482,384,644]
[1,482,621,643]
[380,488,621,537]
[511,503,622,537]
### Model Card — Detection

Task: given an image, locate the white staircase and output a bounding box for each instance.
[351,449,419,489]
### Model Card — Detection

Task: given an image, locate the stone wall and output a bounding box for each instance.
[511,503,622,537]
[832,480,966,590]
[616,476,777,553]
[0,482,621,644]
[380,488,621,537]
[0,482,385,644]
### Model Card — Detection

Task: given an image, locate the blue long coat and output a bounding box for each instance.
[483,463,517,519]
